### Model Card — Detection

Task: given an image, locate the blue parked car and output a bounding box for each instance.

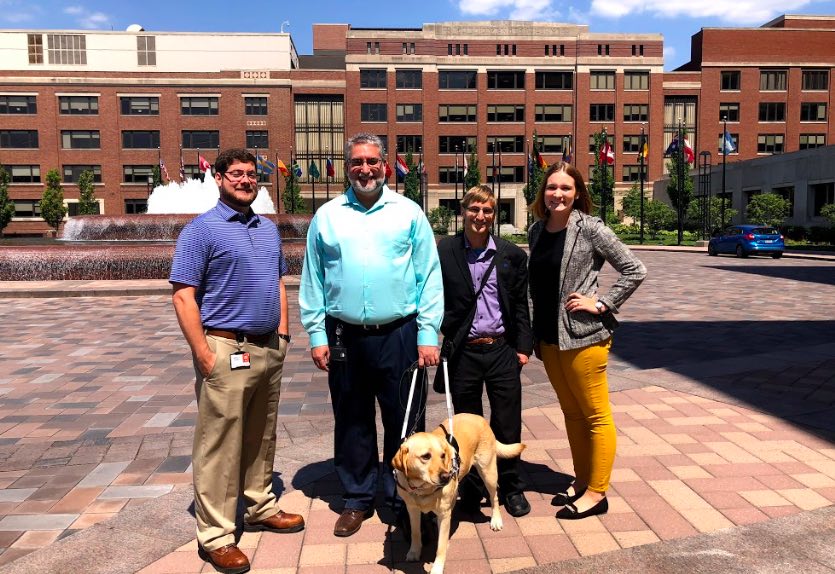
[708,225,784,258]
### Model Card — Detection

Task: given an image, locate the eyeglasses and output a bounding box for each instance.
[465,206,495,216]
[348,157,383,168]
[223,170,258,181]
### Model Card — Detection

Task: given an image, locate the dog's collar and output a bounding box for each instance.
[393,468,446,495]
[439,425,462,480]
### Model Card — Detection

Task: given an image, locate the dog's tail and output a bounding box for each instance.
[496,441,526,459]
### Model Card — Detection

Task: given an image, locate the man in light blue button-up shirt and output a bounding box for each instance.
[300,133,443,537]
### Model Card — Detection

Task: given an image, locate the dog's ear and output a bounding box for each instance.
[392,443,408,472]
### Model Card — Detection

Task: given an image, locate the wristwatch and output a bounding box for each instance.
[594,301,607,315]
[277,333,291,343]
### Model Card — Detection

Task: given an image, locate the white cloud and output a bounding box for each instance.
[64,5,83,15]
[663,45,676,62]
[590,0,816,25]
[459,0,555,20]
[62,5,113,29]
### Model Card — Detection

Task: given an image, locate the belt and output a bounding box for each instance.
[465,336,506,346]
[335,313,417,334]
[206,329,274,346]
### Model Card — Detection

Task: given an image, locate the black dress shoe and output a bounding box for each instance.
[504,492,531,517]
[551,487,587,507]
[555,497,608,520]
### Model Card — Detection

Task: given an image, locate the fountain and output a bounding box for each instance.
[0,178,310,281]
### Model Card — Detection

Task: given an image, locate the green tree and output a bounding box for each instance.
[428,206,453,235]
[745,193,790,227]
[821,203,835,227]
[621,183,643,222]
[686,197,738,233]
[76,169,99,215]
[0,166,14,237]
[152,165,163,188]
[464,152,481,190]
[645,200,676,238]
[40,169,67,233]
[282,170,307,213]
[589,132,615,219]
[403,152,421,205]
[665,157,693,216]
[522,132,546,224]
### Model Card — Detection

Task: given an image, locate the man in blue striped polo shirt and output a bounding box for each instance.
[300,133,444,538]
[171,148,304,574]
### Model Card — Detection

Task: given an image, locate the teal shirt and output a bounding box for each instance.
[300,185,443,348]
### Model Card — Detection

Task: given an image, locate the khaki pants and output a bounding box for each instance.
[193,333,287,551]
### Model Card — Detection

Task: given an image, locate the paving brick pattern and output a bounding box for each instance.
[1,251,834,573]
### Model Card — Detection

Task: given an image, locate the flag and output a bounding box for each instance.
[600,139,614,165]
[665,137,679,156]
[326,158,335,178]
[198,155,212,172]
[395,154,410,177]
[291,161,302,178]
[536,150,548,169]
[385,162,392,178]
[159,158,169,182]
[527,152,534,176]
[721,131,736,155]
[638,133,648,160]
[277,159,289,177]
[462,153,468,176]
[562,139,572,164]
[179,152,186,181]
[257,155,276,175]
[309,160,320,179]
[682,138,695,164]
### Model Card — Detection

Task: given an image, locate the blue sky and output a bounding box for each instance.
[2,0,833,70]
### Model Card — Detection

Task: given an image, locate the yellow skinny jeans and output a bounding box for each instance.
[540,338,615,493]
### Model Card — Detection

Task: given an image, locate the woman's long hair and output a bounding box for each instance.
[529,161,592,220]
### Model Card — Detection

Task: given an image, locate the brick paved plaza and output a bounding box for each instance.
[1,250,834,573]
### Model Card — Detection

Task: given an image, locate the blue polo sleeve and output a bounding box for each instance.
[169,220,209,287]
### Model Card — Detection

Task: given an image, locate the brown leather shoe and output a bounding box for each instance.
[244,510,305,533]
[333,508,373,537]
[200,543,250,574]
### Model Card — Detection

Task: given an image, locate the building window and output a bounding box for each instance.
[124,199,148,214]
[396,135,422,153]
[120,96,159,115]
[719,102,739,122]
[487,71,525,90]
[438,104,476,122]
[447,43,468,56]
[137,36,156,66]
[772,185,794,213]
[47,34,86,65]
[588,134,614,152]
[61,130,99,149]
[245,97,268,115]
[0,95,36,114]
[535,104,572,122]
[395,69,422,89]
[63,165,102,183]
[293,94,346,184]
[365,42,379,54]
[812,182,835,216]
[182,130,219,149]
[439,136,476,154]
[800,103,826,122]
[0,130,39,148]
[396,104,422,122]
[123,165,155,183]
[758,102,785,122]
[799,134,826,150]
[757,134,784,154]
[13,199,42,217]
[487,105,524,122]
[487,136,524,153]
[8,165,41,183]
[590,71,615,90]
[623,104,648,122]
[717,133,739,154]
[438,70,477,89]
[535,71,573,90]
[597,44,610,56]
[495,43,517,56]
[802,70,828,91]
[622,135,642,153]
[589,103,615,122]
[122,130,160,149]
[488,166,524,183]
[360,103,387,122]
[760,70,787,91]
[622,165,643,182]
[401,42,416,55]
[27,34,43,64]
[59,95,98,115]
[539,137,568,154]
[66,201,101,216]
[360,69,387,89]
[632,44,644,56]
[624,71,649,90]
[181,97,219,115]
[545,44,565,56]
[439,167,467,184]
[721,71,740,91]
[246,131,269,149]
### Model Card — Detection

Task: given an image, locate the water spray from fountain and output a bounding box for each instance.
[147,176,276,215]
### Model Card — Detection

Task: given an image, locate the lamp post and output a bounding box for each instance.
[721,115,728,229]
[699,151,712,240]
[639,124,646,245]
[676,118,685,246]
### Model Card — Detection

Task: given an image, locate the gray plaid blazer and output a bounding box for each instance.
[528,209,647,350]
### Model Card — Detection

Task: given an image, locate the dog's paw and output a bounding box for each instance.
[405,547,421,562]
[429,561,445,574]
[490,514,503,531]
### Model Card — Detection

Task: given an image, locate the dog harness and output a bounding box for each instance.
[393,424,461,495]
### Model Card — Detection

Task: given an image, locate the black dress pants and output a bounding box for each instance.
[449,340,524,499]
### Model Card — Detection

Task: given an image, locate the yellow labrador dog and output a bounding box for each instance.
[391,413,525,574]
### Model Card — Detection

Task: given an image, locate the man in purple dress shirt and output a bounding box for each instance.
[437,185,534,517]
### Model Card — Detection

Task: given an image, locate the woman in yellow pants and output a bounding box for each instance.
[528,162,646,519]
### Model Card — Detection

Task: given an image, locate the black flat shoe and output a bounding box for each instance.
[551,487,587,507]
[555,497,608,520]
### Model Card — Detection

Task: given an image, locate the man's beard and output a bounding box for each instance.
[349,172,385,196]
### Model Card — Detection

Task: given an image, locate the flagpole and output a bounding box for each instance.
[454,149,459,234]
[523,137,528,234]
[325,145,330,201]
[394,144,398,195]
[157,146,161,181]
[721,115,727,229]
[197,148,202,182]
[600,129,607,224]
[639,124,645,244]
[497,144,502,235]
[311,159,317,214]
[677,118,685,245]
[275,151,281,213]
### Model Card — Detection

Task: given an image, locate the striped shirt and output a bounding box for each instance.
[170,200,288,334]
[299,185,443,348]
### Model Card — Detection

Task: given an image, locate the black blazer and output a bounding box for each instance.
[437,232,533,359]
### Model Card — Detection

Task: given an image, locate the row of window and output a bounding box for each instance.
[719,102,827,123]
[373,42,646,58]
[0,130,269,149]
[27,33,155,66]
[359,103,648,123]
[720,69,829,91]
[360,69,649,91]
[0,95,269,116]
[3,163,269,185]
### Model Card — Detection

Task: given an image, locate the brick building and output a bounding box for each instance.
[0,15,833,235]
